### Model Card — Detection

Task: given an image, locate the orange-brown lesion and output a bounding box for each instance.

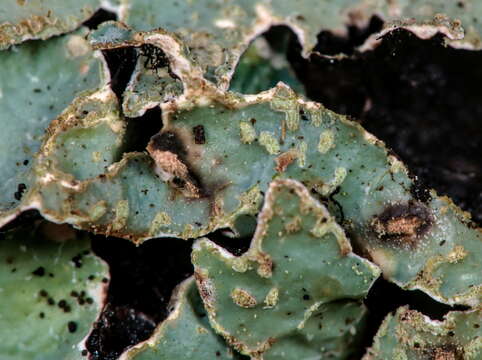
[371,201,432,246]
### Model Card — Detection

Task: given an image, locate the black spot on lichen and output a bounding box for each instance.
[14,183,26,201]
[71,254,83,268]
[32,266,45,276]
[193,125,206,144]
[68,321,78,333]
[371,201,432,246]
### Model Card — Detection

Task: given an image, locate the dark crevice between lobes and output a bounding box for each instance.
[102,47,138,100]
[121,106,163,155]
[359,277,469,360]
[82,9,117,30]
[87,235,193,360]
[314,16,384,56]
[288,28,482,225]
[0,209,42,236]
[207,227,253,256]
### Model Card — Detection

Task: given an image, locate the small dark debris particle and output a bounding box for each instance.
[86,297,94,305]
[32,266,45,276]
[81,349,88,356]
[71,254,83,268]
[14,183,27,201]
[447,331,455,337]
[49,273,54,278]
[58,300,67,309]
[414,342,420,348]
[47,298,55,306]
[216,351,221,357]
[68,321,78,333]
[88,275,95,281]
[102,277,109,283]
[23,160,29,166]
[474,324,480,328]
[439,240,446,246]
[33,88,42,93]
[39,289,48,297]
[39,312,45,319]
[11,268,17,273]
[193,125,206,144]
[303,294,310,301]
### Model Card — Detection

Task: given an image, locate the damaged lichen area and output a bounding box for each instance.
[0,28,103,215]
[0,0,108,49]
[363,306,482,360]
[119,278,245,360]
[191,179,380,359]
[0,221,109,359]
[118,0,482,87]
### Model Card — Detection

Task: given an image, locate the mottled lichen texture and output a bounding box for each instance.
[0,0,481,359]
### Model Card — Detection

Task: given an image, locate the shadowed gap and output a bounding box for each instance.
[87,236,193,360]
[82,9,117,30]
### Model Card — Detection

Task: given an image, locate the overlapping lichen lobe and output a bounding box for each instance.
[371,200,433,247]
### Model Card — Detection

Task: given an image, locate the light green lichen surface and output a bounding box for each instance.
[0,28,103,214]
[363,306,482,360]
[0,222,108,360]
[192,179,380,358]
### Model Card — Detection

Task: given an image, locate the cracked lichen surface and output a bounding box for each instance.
[0,222,109,359]
[119,0,482,87]
[0,28,103,215]
[363,306,482,360]
[120,277,244,360]
[0,0,112,49]
[191,179,380,358]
